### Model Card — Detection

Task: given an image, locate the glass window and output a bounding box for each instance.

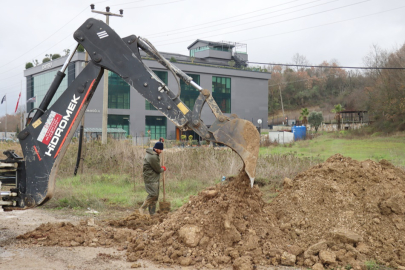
[212,76,231,113]
[145,116,167,140]
[146,70,168,110]
[31,69,69,110]
[108,71,130,109]
[108,114,130,137]
[180,74,200,111]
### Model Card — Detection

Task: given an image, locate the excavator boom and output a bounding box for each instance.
[0,18,260,210]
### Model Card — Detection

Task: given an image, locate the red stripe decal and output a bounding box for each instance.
[33,145,41,161]
[54,79,95,158]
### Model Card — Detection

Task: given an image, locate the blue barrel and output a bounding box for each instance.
[292,126,307,140]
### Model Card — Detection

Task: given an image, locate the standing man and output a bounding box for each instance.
[139,141,166,215]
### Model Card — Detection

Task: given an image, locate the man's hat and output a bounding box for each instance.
[154,142,164,150]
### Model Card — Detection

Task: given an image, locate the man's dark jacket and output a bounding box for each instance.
[143,148,164,184]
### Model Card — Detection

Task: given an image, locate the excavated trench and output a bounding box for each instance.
[17,154,405,270]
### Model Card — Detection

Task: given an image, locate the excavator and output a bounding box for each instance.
[0,18,260,211]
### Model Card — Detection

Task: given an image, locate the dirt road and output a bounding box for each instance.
[0,208,187,270]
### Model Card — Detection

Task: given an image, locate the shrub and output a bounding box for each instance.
[25,62,34,69]
[51,54,61,60]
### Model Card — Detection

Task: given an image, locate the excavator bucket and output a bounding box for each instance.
[212,119,260,187]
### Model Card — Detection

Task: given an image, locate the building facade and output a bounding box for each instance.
[24,40,270,141]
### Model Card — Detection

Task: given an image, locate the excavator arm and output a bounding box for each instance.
[0,18,259,210]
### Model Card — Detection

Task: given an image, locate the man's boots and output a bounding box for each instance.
[139,201,148,215]
[148,204,156,216]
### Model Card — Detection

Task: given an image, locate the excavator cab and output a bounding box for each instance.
[0,18,260,210]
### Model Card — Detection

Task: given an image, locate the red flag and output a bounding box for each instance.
[15,92,21,113]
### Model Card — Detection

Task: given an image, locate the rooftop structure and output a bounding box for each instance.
[187,39,248,68]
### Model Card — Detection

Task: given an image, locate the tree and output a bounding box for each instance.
[32,59,39,66]
[331,104,345,130]
[308,111,323,132]
[170,57,177,63]
[291,53,309,72]
[77,44,85,52]
[25,62,34,69]
[42,57,51,63]
[63,49,70,56]
[299,108,309,125]
[52,54,61,60]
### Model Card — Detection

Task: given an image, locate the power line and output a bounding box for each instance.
[0,0,183,80]
[157,3,405,60]
[153,0,371,46]
[240,5,405,44]
[249,62,405,70]
[109,0,149,6]
[149,0,340,40]
[146,0,302,37]
[267,73,342,87]
[0,37,75,81]
[0,6,88,75]
[125,0,186,9]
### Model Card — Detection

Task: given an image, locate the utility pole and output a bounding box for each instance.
[278,84,285,119]
[5,96,7,139]
[90,4,123,144]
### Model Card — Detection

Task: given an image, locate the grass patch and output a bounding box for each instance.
[47,174,142,210]
[364,260,394,270]
[50,173,222,211]
[260,132,405,167]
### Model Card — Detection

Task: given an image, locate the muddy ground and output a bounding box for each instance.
[2,154,405,270]
[0,209,151,269]
[0,208,281,270]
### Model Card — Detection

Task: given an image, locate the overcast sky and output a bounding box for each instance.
[0,0,404,116]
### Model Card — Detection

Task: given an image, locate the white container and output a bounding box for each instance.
[268,131,294,144]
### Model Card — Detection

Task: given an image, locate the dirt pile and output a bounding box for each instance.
[269,154,405,269]
[17,154,405,269]
[126,154,405,269]
[16,212,159,249]
[126,172,274,269]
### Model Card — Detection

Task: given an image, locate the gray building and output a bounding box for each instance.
[24,40,270,141]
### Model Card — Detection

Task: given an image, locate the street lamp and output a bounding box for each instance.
[257,119,262,134]
[90,4,124,144]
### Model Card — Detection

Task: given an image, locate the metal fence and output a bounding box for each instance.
[132,136,150,146]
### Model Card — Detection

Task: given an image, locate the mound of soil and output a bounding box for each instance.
[270,154,405,269]
[17,154,405,270]
[126,172,272,269]
[16,212,161,249]
[16,219,134,249]
[126,154,405,269]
